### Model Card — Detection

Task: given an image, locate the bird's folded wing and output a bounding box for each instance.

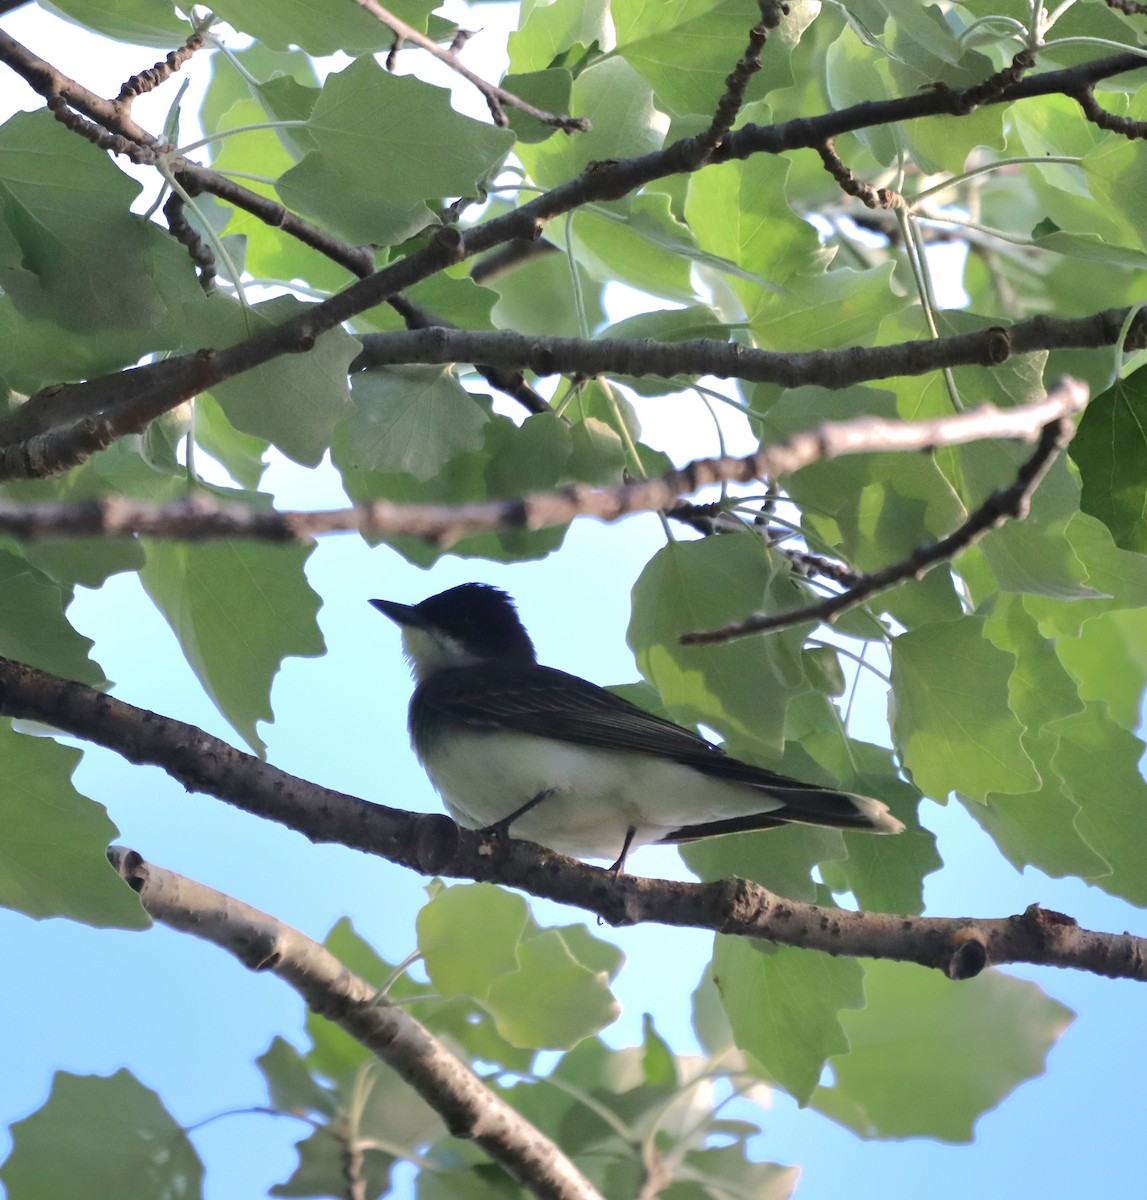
[413,663,837,796]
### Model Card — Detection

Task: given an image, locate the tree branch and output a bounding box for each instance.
[350,307,1142,386]
[0,26,1139,477]
[107,847,604,1200]
[681,412,1076,645]
[0,379,1090,538]
[0,655,1142,981]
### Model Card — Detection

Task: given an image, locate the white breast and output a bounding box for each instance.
[419,728,784,861]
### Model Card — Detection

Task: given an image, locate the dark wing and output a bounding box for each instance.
[411,662,727,764]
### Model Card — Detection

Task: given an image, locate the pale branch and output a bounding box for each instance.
[1,655,1143,982]
[0,27,1140,478]
[106,847,604,1200]
[0,380,1091,541]
[351,306,1143,386]
[351,0,589,131]
[681,412,1077,645]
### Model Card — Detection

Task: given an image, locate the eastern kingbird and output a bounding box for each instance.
[372,583,904,870]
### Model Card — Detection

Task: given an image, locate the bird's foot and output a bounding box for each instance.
[477,789,556,842]
[606,826,637,876]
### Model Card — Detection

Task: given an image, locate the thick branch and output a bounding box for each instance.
[0,380,1090,540]
[0,656,1142,981]
[107,847,603,1200]
[682,412,1077,644]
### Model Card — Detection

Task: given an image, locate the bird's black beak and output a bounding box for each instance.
[369,598,427,629]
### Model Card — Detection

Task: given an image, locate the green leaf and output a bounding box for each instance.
[190,295,358,468]
[571,199,697,303]
[192,394,268,491]
[599,303,728,344]
[417,883,529,999]
[0,549,105,685]
[890,618,1039,800]
[812,739,939,915]
[334,415,568,566]
[277,58,514,245]
[1055,607,1147,732]
[629,537,813,752]
[272,1128,394,1200]
[257,1038,339,1119]
[961,596,1107,882]
[957,443,1095,599]
[1070,365,1147,554]
[1082,101,1147,254]
[502,69,575,144]
[0,111,204,344]
[683,822,846,902]
[507,0,610,73]
[642,1014,678,1087]
[0,723,147,928]
[39,0,187,45]
[485,929,621,1049]
[813,962,1073,1142]
[3,439,179,587]
[517,57,663,191]
[665,1148,799,1200]
[346,367,491,480]
[712,938,865,1104]
[547,921,625,981]
[613,0,816,118]
[489,241,605,338]
[685,142,820,297]
[1047,703,1147,906]
[139,539,325,755]
[210,0,430,56]
[0,1069,203,1200]
[1032,229,1147,270]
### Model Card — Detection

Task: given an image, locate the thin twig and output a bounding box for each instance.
[107,848,604,1200]
[693,3,779,157]
[115,29,206,108]
[681,412,1077,645]
[351,0,590,131]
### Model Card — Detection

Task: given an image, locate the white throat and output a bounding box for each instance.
[401,626,486,681]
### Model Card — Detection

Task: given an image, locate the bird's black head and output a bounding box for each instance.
[371,584,536,677]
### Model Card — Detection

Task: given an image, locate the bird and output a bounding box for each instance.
[371,583,904,871]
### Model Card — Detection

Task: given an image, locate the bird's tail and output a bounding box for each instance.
[661,785,904,844]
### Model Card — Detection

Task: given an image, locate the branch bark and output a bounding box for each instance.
[0,380,1090,541]
[107,847,604,1200]
[1,656,1142,982]
[349,307,1141,385]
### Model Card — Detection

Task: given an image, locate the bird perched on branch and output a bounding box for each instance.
[372,583,904,871]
